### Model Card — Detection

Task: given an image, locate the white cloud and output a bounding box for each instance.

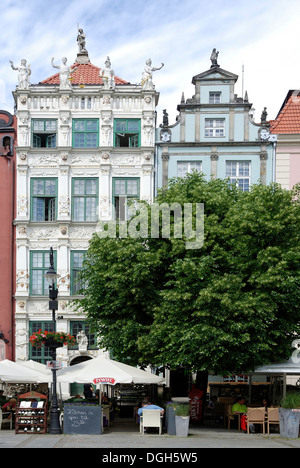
[1,0,300,126]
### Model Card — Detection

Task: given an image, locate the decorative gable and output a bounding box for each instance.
[192,67,238,84]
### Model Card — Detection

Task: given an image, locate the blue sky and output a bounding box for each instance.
[1,0,300,125]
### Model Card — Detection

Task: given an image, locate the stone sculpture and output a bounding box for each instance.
[51,57,76,89]
[141,59,164,90]
[9,59,31,89]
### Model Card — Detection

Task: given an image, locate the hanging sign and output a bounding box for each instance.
[93,377,116,385]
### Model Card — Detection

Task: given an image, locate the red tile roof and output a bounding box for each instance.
[39,62,129,86]
[270,90,300,134]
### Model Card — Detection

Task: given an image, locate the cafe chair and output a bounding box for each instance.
[139,410,163,435]
[226,405,237,430]
[246,407,265,434]
[0,408,13,430]
[267,407,280,434]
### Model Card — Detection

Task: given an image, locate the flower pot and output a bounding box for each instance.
[279,408,300,438]
[44,338,62,350]
[175,415,190,437]
[166,406,176,435]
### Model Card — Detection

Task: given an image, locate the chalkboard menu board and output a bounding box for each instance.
[63,405,102,434]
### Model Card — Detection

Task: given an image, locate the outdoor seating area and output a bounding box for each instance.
[204,390,283,435]
[0,355,299,439]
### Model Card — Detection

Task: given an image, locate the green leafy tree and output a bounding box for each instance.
[74,173,300,374]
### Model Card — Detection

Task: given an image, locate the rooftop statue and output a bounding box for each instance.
[210,48,220,68]
[101,56,115,90]
[141,59,164,90]
[9,59,31,89]
[51,57,76,89]
[77,27,88,54]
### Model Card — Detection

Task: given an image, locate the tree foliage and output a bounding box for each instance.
[74,173,300,374]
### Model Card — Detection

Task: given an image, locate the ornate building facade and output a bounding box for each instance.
[156,52,276,190]
[12,32,160,384]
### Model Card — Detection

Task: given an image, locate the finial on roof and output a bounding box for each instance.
[76,26,90,64]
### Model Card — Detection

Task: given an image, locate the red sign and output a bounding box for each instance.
[93,377,116,385]
[189,389,204,421]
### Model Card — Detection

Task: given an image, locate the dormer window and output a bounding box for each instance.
[209,92,221,104]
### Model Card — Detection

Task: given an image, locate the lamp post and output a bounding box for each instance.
[44,247,61,434]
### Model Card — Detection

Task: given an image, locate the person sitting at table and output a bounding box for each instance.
[2,398,17,426]
[232,397,255,433]
[137,399,164,433]
[138,399,164,416]
[72,394,83,402]
[2,397,17,411]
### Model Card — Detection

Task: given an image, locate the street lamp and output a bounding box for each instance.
[44,247,61,434]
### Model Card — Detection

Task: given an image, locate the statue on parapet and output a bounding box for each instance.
[9,59,31,89]
[51,57,77,89]
[141,59,164,90]
[77,27,88,53]
[101,57,115,90]
[210,48,220,68]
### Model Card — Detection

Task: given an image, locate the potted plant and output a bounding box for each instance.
[279,392,300,438]
[174,403,190,437]
[29,330,76,349]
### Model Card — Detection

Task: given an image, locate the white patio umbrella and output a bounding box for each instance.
[18,359,52,378]
[57,356,165,385]
[0,359,52,383]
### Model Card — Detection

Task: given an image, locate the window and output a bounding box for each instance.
[71,251,86,295]
[113,178,140,221]
[30,250,57,295]
[226,161,250,191]
[32,119,57,148]
[70,322,97,349]
[31,178,57,221]
[205,119,225,137]
[114,119,140,147]
[177,161,202,178]
[29,321,55,363]
[72,178,98,221]
[209,92,221,104]
[73,119,98,148]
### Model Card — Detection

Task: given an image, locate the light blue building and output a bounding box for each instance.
[156,55,275,191]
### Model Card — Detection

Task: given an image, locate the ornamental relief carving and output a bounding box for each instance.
[68,226,95,238]
[38,154,59,165]
[16,270,29,290]
[111,154,142,165]
[17,196,28,217]
[59,196,70,216]
[27,227,57,238]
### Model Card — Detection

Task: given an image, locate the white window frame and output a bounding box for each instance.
[226,161,251,192]
[177,161,202,178]
[205,119,225,137]
[209,92,221,104]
